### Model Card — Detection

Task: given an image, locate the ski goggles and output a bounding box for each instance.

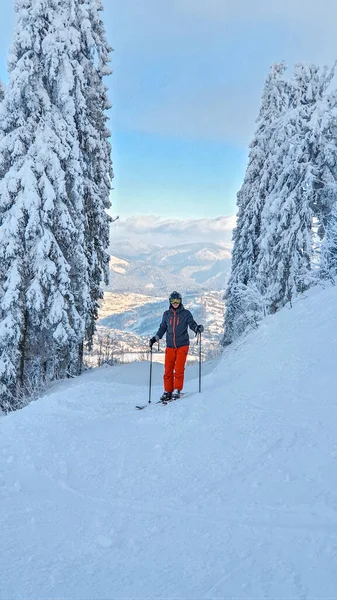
[170,298,181,304]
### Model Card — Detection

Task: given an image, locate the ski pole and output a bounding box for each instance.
[148,346,153,404]
[196,331,202,393]
[198,331,202,393]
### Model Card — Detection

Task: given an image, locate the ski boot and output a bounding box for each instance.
[172,389,181,400]
[160,391,172,403]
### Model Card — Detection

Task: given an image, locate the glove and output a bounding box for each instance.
[149,336,157,347]
[196,324,204,333]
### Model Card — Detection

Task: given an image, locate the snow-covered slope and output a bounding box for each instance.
[2,284,337,598]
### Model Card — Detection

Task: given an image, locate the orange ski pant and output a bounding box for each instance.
[164,345,189,392]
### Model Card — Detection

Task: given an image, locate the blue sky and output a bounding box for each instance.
[1,0,337,220]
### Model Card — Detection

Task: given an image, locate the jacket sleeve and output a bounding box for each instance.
[186,310,198,334]
[155,312,168,339]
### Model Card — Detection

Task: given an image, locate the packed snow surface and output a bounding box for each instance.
[2,285,337,599]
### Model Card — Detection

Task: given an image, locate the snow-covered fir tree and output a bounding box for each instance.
[0,80,4,148]
[258,64,336,313]
[72,0,113,349]
[311,87,337,272]
[320,203,337,280]
[224,62,337,346]
[223,63,291,345]
[0,0,95,409]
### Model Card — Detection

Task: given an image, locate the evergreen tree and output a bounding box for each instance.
[317,86,337,280]
[311,87,337,274]
[223,63,290,345]
[258,64,335,312]
[320,202,337,280]
[0,81,4,148]
[70,0,113,349]
[0,0,89,409]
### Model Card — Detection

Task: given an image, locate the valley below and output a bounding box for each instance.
[85,237,230,367]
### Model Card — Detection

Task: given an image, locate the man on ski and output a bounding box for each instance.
[149,291,204,402]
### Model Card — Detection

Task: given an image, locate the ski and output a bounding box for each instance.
[136,393,187,410]
[158,392,186,405]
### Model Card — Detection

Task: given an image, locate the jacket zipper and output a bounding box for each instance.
[173,311,177,348]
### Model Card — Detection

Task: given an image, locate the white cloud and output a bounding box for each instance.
[110,215,236,248]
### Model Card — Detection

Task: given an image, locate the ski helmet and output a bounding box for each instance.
[169,291,182,302]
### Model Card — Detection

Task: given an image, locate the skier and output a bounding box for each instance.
[149,291,204,401]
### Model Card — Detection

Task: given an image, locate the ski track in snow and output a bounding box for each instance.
[2,285,337,598]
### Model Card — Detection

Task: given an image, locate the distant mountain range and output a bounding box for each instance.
[96,236,231,362]
[106,240,232,295]
[98,290,225,362]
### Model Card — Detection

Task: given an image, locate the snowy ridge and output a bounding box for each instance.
[107,241,232,295]
[107,253,196,295]
[2,284,337,598]
[108,255,129,274]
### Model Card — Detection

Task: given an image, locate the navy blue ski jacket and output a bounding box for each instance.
[155,303,199,348]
